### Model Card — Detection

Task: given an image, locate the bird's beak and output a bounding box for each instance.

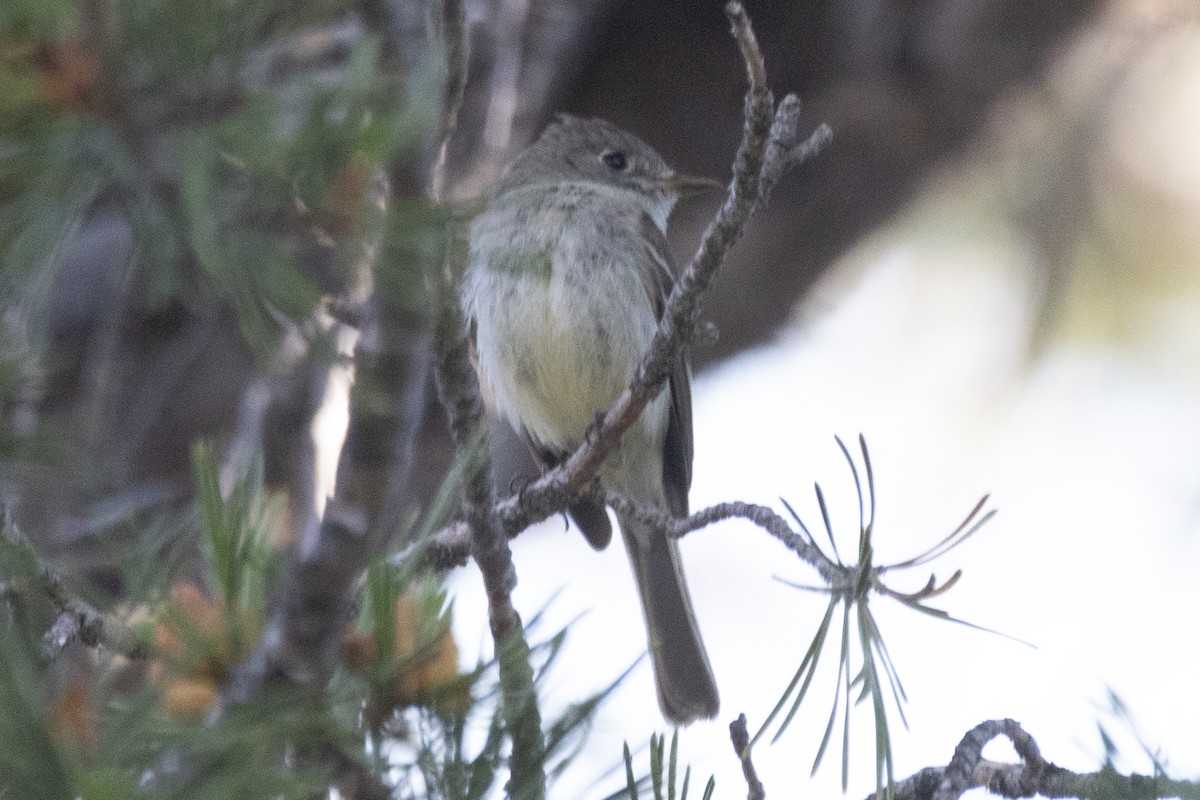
[658,173,723,196]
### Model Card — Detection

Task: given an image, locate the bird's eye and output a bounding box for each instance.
[601,151,627,170]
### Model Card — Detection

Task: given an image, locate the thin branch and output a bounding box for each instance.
[730,714,767,800]
[727,2,766,90]
[761,95,832,207]
[607,494,843,586]
[405,490,848,588]
[0,510,145,660]
[406,491,840,581]
[878,719,1200,800]
[415,476,995,623]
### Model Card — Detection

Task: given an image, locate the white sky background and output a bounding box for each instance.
[448,4,1200,797]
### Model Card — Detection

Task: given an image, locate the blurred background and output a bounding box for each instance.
[3,0,1198,796]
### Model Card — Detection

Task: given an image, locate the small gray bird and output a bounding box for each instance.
[461,115,719,724]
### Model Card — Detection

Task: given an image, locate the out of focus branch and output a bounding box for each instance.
[429,0,468,204]
[0,510,145,660]
[226,156,388,691]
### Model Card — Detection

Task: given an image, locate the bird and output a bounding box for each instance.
[461,114,720,724]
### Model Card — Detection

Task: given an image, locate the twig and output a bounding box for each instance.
[761,95,833,208]
[406,493,845,588]
[727,2,766,90]
[879,719,1200,800]
[608,494,843,584]
[0,510,145,660]
[730,714,767,800]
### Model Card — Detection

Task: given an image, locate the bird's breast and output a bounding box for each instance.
[466,199,663,453]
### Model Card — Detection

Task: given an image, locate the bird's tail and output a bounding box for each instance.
[619,513,719,724]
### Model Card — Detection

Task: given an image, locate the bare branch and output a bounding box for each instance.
[606,494,843,586]
[933,718,1042,800]
[879,719,1200,800]
[761,95,833,208]
[730,713,767,800]
[410,490,848,585]
[726,1,766,93]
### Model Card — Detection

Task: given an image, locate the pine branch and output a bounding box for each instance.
[0,508,145,661]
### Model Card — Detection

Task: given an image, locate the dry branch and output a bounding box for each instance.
[731,713,767,800]
[882,719,1199,800]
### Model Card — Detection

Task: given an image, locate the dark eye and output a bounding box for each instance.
[601,151,627,170]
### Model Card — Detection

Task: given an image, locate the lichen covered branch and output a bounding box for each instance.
[882,719,1199,800]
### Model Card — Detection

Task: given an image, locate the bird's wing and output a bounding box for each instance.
[638,214,693,517]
